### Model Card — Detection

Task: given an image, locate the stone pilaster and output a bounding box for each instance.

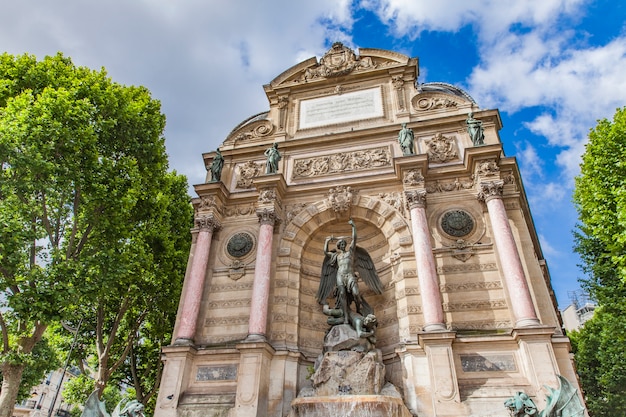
[233,342,275,417]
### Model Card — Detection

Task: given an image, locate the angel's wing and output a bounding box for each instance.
[355,246,384,294]
[316,252,337,304]
[81,391,110,417]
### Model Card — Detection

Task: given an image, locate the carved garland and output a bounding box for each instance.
[292,147,391,179]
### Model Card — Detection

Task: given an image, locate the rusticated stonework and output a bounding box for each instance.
[292,147,391,179]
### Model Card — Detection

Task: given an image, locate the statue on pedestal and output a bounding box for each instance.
[397,123,415,155]
[316,219,383,350]
[264,143,281,174]
[466,112,485,146]
[209,149,224,182]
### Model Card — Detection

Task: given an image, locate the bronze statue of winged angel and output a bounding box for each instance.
[316,219,384,327]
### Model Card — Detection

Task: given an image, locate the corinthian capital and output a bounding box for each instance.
[477,181,504,202]
[256,208,279,226]
[195,215,221,232]
[405,189,427,209]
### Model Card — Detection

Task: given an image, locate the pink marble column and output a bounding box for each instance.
[479,181,540,327]
[406,190,446,331]
[247,209,277,341]
[175,215,220,344]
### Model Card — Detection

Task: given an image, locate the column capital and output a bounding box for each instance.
[477,180,504,203]
[256,208,280,226]
[405,189,427,209]
[194,214,221,232]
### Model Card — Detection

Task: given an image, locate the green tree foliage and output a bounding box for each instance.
[573,106,626,416]
[0,53,191,416]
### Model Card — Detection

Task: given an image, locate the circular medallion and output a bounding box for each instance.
[441,210,475,237]
[226,233,254,258]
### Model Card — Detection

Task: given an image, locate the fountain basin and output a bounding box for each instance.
[290,395,413,417]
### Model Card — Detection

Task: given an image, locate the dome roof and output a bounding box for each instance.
[419,82,477,104]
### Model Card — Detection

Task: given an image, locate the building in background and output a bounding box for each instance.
[13,367,79,417]
[561,290,596,332]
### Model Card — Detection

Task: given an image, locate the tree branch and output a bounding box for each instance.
[0,310,10,352]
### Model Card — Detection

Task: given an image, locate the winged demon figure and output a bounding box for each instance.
[316,218,384,333]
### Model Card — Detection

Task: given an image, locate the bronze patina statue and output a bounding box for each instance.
[209,149,224,182]
[316,219,383,338]
[504,376,586,417]
[397,123,415,155]
[264,143,281,174]
[466,112,485,146]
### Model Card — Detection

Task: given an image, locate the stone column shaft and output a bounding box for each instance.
[481,182,540,327]
[247,210,276,339]
[407,191,446,331]
[175,216,219,343]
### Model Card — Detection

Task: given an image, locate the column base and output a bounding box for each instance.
[244,333,267,343]
[173,337,194,346]
[422,323,447,332]
[515,317,542,328]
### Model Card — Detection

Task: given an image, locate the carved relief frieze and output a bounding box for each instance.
[273,296,298,306]
[328,185,356,213]
[437,262,497,274]
[236,161,263,189]
[224,203,256,217]
[424,177,474,193]
[209,282,253,293]
[442,299,507,311]
[301,42,376,81]
[208,334,248,344]
[425,133,459,164]
[207,298,251,309]
[411,93,459,112]
[440,280,503,292]
[450,320,512,330]
[292,147,391,179]
[403,169,424,187]
[205,316,249,326]
[407,305,423,314]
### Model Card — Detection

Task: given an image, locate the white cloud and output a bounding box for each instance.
[0,1,355,188]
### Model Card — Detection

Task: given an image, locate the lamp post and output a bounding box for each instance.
[47,319,82,417]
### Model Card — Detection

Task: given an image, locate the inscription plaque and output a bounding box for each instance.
[299,88,383,129]
[460,354,516,372]
[196,365,238,381]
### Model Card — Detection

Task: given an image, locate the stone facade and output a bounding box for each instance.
[155,43,585,417]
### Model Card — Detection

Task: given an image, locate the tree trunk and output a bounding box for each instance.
[0,363,26,417]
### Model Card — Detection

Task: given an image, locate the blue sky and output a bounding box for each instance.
[1,0,625,308]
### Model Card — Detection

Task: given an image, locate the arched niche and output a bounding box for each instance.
[272,194,415,360]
